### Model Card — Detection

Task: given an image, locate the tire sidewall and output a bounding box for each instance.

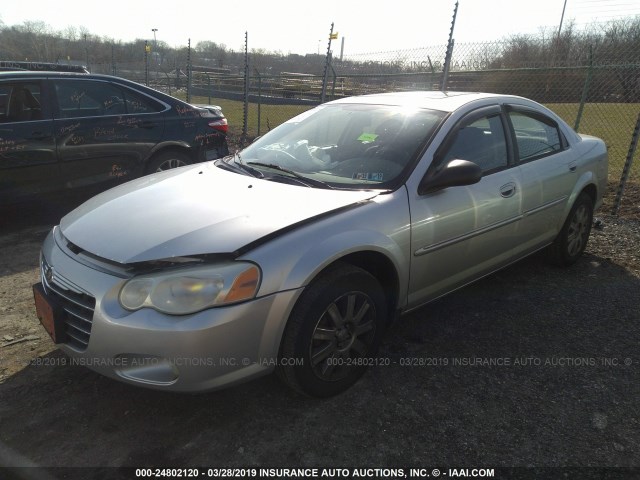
[557,193,594,265]
[146,151,191,174]
[279,265,387,397]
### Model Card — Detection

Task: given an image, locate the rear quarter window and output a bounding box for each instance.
[121,87,164,114]
[509,110,563,162]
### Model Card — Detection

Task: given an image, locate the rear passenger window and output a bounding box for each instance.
[509,111,563,162]
[54,80,126,119]
[121,88,163,114]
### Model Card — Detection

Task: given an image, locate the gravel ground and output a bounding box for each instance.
[0,187,639,478]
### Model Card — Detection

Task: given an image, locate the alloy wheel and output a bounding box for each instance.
[309,291,376,382]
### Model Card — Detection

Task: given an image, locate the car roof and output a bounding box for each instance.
[0,71,191,107]
[328,91,525,112]
[0,71,99,80]
[0,61,89,73]
[0,70,166,94]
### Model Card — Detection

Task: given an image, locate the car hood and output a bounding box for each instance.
[60,162,379,264]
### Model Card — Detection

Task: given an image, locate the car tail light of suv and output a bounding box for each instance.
[208,118,228,133]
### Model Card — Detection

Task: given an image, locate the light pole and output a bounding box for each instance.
[151,29,159,76]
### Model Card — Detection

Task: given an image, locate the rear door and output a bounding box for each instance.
[505,105,575,257]
[0,79,58,204]
[52,78,164,190]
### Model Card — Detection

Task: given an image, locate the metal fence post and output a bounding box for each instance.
[427,56,435,91]
[612,112,640,216]
[144,41,149,86]
[574,45,593,132]
[111,44,116,76]
[242,32,249,142]
[164,72,172,96]
[442,39,454,90]
[186,39,192,104]
[321,23,335,103]
[254,68,262,136]
[441,1,459,91]
[330,64,340,99]
[175,59,179,90]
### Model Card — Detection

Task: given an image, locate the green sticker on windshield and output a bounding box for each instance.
[357,133,378,143]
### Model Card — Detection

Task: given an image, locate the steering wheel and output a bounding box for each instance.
[259,149,309,170]
[364,144,385,157]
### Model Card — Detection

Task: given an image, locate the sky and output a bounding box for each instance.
[1,0,639,56]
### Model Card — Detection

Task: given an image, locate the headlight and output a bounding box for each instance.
[119,263,261,315]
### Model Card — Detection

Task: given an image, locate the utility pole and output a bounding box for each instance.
[556,0,568,44]
[151,28,159,75]
[84,34,89,71]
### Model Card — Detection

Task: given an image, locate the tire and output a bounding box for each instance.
[548,192,594,266]
[146,151,191,174]
[277,263,387,397]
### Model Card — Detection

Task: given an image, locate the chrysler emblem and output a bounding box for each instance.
[44,265,53,283]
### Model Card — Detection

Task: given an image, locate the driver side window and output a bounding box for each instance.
[442,113,508,174]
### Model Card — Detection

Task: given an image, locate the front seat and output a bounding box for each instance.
[8,88,40,121]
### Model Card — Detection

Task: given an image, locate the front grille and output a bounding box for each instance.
[41,255,96,351]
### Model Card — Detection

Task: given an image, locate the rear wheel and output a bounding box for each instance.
[548,192,594,266]
[146,151,191,174]
[277,263,387,397]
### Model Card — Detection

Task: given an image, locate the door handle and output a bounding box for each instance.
[31,131,50,140]
[500,182,516,198]
[569,162,577,172]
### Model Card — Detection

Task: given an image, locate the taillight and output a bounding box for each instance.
[208,118,228,133]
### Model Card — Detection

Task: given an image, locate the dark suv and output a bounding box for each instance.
[0,71,228,205]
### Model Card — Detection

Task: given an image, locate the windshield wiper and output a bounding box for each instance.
[247,162,335,189]
[229,152,264,178]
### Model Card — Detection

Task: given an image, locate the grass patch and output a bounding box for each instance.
[189,95,314,138]
[546,102,639,178]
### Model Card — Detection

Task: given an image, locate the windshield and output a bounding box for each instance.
[231,103,446,189]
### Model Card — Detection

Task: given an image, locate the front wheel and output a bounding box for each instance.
[277,263,387,397]
[548,192,594,266]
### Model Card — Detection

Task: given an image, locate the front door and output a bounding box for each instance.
[408,105,522,307]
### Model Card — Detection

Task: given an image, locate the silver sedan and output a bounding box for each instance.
[34,91,608,397]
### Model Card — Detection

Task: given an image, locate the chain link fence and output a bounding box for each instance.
[92,39,640,215]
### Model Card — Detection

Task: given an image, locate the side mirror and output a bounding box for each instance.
[418,159,482,195]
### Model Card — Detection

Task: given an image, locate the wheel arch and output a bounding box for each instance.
[580,182,597,205]
[257,245,405,367]
[279,236,406,325]
[149,141,196,161]
[561,172,598,225]
[323,251,401,324]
